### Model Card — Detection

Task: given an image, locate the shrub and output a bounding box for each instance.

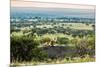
[87,36,95,55]
[70,38,78,45]
[57,37,69,45]
[75,39,88,56]
[11,35,40,62]
[32,48,48,61]
[41,34,57,46]
[87,36,95,50]
[75,36,95,56]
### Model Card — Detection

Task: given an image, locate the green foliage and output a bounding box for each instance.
[87,36,95,55]
[42,37,51,43]
[75,36,95,56]
[75,39,88,56]
[57,37,69,45]
[11,22,95,64]
[70,38,78,45]
[87,35,95,50]
[32,48,48,61]
[41,34,57,46]
[11,35,40,62]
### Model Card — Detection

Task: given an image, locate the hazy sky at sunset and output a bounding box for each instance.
[11,0,95,10]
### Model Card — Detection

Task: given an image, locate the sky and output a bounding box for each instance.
[10,0,95,18]
[11,0,95,10]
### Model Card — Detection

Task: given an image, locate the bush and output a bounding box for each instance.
[70,38,78,46]
[75,39,88,56]
[87,36,95,50]
[32,48,48,61]
[11,35,40,62]
[87,36,95,55]
[75,36,95,56]
[57,37,69,45]
[41,34,57,46]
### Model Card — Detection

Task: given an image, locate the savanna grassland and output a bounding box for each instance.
[10,21,95,66]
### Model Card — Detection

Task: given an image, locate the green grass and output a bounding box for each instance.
[10,56,95,66]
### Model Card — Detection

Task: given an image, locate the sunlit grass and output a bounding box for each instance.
[10,56,95,66]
